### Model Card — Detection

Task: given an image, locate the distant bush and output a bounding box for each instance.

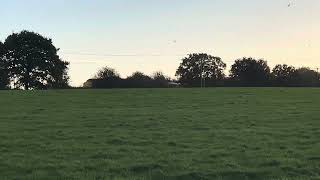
[84,69,172,88]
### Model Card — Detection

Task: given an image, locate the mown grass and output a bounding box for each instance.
[0,88,320,180]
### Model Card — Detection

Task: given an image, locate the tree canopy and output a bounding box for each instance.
[127,71,152,81]
[272,64,296,86]
[4,30,69,90]
[0,42,9,89]
[293,68,320,87]
[152,71,170,81]
[176,53,226,87]
[95,66,121,80]
[230,57,271,86]
[0,42,4,55]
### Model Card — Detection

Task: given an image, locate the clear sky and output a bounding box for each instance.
[1,0,319,86]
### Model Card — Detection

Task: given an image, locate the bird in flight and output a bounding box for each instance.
[288,1,295,7]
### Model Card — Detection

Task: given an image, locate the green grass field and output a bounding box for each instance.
[0,88,320,180]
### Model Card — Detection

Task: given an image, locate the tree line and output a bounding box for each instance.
[84,68,173,88]
[90,53,320,88]
[1,30,320,89]
[177,54,320,87]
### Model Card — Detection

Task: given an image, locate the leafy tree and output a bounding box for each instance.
[152,71,170,81]
[126,71,153,88]
[272,64,296,86]
[127,71,152,81]
[152,71,170,87]
[95,66,121,80]
[0,42,4,55]
[292,67,320,87]
[4,30,69,90]
[0,42,10,89]
[176,53,226,87]
[230,57,271,86]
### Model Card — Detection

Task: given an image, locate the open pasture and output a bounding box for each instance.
[0,88,319,179]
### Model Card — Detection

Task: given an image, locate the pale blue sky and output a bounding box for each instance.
[1,0,319,86]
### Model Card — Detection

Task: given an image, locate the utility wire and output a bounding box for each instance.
[62,52,185,57]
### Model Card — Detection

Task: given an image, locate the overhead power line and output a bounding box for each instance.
[61,52,185,57]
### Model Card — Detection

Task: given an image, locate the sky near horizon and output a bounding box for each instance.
[1,0,319,86]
